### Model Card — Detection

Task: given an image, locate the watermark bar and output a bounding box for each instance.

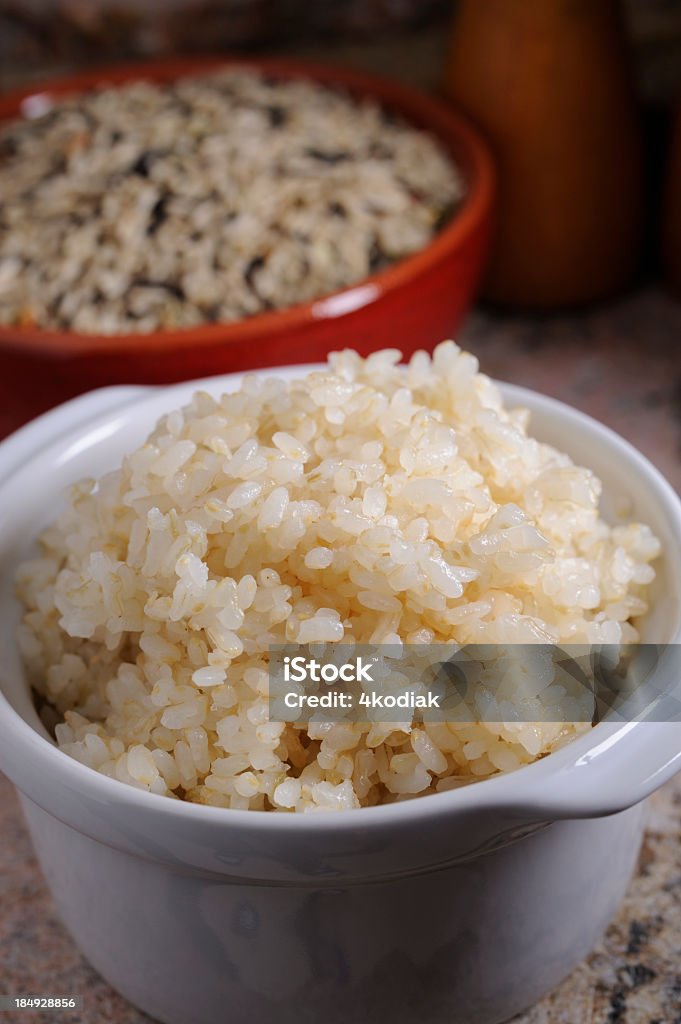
[268,643,681,724]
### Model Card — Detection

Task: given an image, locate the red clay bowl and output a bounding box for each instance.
[0,56,495,419]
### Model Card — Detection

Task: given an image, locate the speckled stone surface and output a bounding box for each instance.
[1,287,681,1024]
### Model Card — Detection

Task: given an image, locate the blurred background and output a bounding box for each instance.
[2,0,681,100]
[0,0,679,498]
[3,0,681,268]
[0,0,680,98]
[0,1,676,466]
[0,2,680,483]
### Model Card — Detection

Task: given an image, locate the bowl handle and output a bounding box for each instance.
[516,721,681,821]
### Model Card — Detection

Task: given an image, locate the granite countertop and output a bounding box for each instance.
[1,287,681,1024]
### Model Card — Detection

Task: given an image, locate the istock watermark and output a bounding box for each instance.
[280,654,442,713]
[283,655,375,684]
[273,646,446,718]
[268,643,681,724]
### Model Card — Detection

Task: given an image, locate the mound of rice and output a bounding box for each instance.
[17,343,660,811]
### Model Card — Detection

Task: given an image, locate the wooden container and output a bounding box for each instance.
[443,0,643,309]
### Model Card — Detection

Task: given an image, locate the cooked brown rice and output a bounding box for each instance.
[0,69,463,334]
[16,344,660,811]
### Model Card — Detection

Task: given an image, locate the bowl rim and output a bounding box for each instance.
[0,54,495,359]
[1,366,681,834]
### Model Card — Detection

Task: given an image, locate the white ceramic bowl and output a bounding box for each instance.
[1,369,681,1024]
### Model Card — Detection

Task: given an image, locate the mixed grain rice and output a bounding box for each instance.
[0,69,463,334]
[16,344,660,811]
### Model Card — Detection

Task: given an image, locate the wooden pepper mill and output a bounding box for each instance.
[443,0,643,309]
